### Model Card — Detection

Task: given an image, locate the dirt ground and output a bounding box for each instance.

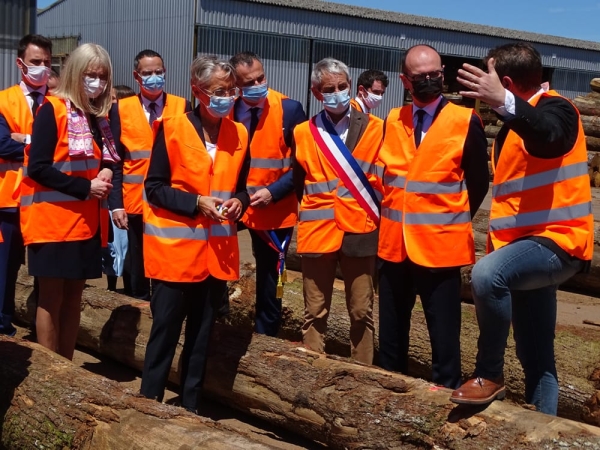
[14,228,600,449]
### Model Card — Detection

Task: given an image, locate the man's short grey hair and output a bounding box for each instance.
[190,54,236,89]
[311,58,350,89]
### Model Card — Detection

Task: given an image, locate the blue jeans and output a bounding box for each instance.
[471,239,582,415]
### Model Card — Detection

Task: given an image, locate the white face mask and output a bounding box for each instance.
[83,76,107,99]
[19,59,50,87]
[362,91,383,110]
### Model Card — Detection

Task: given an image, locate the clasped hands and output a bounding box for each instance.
[197,195,242,222]
[90,168,113,200]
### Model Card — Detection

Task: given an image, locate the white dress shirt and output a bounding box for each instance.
[354,97,368,113]
[324,107,352,143]
[493,84,549,118]
[19,81,47,144]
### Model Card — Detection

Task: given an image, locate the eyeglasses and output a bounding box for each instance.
[201,87,239,98]
[138,69,165,77]
[405,70,443,83]
[84,72,109,81]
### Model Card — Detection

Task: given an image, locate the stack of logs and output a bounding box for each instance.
[484,78,600,185]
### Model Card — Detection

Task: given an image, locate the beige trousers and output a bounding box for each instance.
[301,252,375,364]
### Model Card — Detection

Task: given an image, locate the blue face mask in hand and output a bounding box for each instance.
[141,74,165,95]
[206,95,235,118]
[322,89,351,114]
[242,83,268,103]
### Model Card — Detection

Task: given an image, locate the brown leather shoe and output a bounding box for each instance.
[450,377,506,405]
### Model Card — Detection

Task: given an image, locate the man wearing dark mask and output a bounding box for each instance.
[375,44,489,388]
[0,34,52,336]
[350,69,388,114]
[292,58,383,365]
[109,49,190,300]
[229,51,306,336]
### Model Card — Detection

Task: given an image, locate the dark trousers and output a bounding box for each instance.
[248,227,293,337]
[127,214,150,300]
[0,210,24,336]
[140,277,226,412]
[378,258,462,389]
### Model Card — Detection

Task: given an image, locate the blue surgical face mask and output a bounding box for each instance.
[141,74,165,95]
[206,95,235,118]
[322,89,350,114]
[242,82,268,103]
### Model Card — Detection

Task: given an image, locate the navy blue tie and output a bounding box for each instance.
[414,109,426,148]
[148,102,158,124]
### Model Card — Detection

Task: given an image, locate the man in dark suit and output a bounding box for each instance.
[293,58,383,365]
[229,51,306,336]
[0,34,52,336]
[376,44,489,389]
[450,42,593,415]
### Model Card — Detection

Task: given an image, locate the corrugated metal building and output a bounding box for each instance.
[36,0,600,117]
[0,0,37,89]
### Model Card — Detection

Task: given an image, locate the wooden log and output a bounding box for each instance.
[582,115,600,138]
[588,136,600,153]
[591,78,600,94]
[574,96,600,117]
[484,124,500,138]
[12,268,600,426]
[0,335,273,449]
[203,326,600,449]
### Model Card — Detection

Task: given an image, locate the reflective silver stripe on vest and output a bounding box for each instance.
[211,190,233,200]
[404,211,471,226]
[210,223,236,237]
[21,190,84,206]
[337,186,382,202]
[299,208,335,221]
[382,207,402,222]
[492,162,589,198]
[123,174,144,184]
[23,160,99,177]
[489,201,592,232]
[304,179,339,195]
[0,161,22,173]
[247,185,266,195]
[249,158,291,170]
[406,180,466,195]
[356,159,384,179]
[144,223,208,240]
[384,174,406,189]
[125,150,151,161]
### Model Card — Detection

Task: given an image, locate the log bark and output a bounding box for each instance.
[574,96,600,117]
[582,115,600,139]
[588,136,600,153]
[203,326,600,449]
[12,268,600,427]
[591,78,600,94]
[0,335,273,450]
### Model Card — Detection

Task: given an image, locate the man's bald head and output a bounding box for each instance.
[402,45,442,76]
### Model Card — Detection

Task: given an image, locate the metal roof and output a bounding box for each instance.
[243,0,600,52]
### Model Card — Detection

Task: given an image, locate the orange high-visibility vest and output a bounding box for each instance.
[489,90,593,259]
[20,96,108,246]
[237,89,299,230]
[143,114,248,282]
[0,85,34,207]
[350,98,366,113]
[294,112,383,254]
[377,102,476,267]
[119,94,187,215]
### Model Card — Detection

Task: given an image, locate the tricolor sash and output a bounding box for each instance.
[256,229,293,299]
[309,111,380,224]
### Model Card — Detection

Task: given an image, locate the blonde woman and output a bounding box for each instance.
[21,43,119,359]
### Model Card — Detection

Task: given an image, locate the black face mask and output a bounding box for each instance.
[411,76,443,104]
